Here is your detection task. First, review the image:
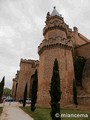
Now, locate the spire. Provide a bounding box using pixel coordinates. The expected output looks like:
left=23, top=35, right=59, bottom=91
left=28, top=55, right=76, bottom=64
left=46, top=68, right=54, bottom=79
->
left=50, top=6, right=62, bottom=17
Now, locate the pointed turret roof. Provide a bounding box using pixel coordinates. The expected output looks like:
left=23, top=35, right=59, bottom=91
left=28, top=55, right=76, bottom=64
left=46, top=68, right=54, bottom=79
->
left=50, top=6, right=62, bottom=17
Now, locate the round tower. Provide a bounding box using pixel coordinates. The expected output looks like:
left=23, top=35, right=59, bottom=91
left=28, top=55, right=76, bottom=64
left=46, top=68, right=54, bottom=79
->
left=37, top=7, right=74, bottom=107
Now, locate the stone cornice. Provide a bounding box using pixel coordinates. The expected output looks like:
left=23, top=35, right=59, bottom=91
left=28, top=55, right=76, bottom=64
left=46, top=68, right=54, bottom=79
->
left=38, top=37, right=73, bottom=55
left=46, top=15, right=63, bottom=21
left=20, top=59, right=39, bottom=64
left=20, top=59, right=39, bottom=68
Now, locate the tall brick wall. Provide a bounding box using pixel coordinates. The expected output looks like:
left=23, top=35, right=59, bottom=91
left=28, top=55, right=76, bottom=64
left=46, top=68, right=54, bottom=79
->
left=37, top=46, right=74, bottom=107
left=75, top=43, right=90, bottom=58
left=12, top=79, right=17, bottom=99
left=12, top=70, right=19, bottom=99
left=82, top=58, right=90, bottom=93
left=16, top=59, right=38, bottom=100
left=73, top=27, right=89, bottom=46
left=45, top=29, right=67, bottom=40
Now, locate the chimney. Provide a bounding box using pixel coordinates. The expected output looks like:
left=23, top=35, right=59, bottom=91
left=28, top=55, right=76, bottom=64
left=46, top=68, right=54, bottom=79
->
left=73, top=26, right=78, bottom=33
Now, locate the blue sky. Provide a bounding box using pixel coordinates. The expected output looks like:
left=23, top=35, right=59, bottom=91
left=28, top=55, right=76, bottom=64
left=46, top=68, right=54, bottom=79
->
left=0, top=0, right=90, bottom=88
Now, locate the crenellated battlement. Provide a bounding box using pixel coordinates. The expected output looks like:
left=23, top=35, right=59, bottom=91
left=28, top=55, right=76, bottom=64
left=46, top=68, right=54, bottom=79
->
left=38, top=37, right=73, bottom=54
left=20, top=58, right=39, bottom=69
left=20, top=58, right=39, bottom=64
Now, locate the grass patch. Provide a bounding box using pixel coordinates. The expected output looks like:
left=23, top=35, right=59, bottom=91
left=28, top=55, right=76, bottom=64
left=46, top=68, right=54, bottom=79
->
left=0, top=107, right=3, bottom=116
left=21, top=107, right=90, bottom=120
left=21, top=107, right=51, bottom=120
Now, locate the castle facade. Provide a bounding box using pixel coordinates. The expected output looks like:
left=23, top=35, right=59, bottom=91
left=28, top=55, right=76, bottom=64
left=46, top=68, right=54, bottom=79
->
left=12, top=7, right=90, bottom=107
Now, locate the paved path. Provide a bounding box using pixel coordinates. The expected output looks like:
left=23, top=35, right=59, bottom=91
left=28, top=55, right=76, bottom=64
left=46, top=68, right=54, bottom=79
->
left=0, top=102, right=33, bottom=120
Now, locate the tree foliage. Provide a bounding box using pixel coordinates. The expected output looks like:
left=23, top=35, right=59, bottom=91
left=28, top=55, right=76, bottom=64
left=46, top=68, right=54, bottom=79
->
left=74, top=56, right=86, bottom=86
left=49, top=59, right=61, bottom=120
left=31, top=70, right=38, bottom=112
left=0, top=76, right=5, bottom=100
left=3, top=87, right=12, bottom=97
left=23, top=83, right=27, bottom=107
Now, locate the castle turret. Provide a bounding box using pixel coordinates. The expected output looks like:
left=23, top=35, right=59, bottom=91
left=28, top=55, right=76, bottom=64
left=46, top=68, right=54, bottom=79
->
left=37, top=7, right=75, bottom=107
left=43, top=7, right=67, bottom=39
left=38, top=7, right=73, bottom=55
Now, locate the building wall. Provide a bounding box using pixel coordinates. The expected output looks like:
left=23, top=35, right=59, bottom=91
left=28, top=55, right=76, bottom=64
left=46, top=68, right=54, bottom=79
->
left=16, top=59, right=38, bottom=100
left=37, top=46, right=74, bottom=107
left=82, top=58, right=90, bottom=93
left=45, top=29, right=67, bottom=40
left=75, top=43, right=90, bottom=58
left=73, top=27, right=89, bottom=46
left=12, top=80, right=17, bottom=99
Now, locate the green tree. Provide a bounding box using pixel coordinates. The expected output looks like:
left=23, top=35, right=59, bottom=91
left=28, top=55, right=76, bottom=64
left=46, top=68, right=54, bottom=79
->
left=49, top=59, right=62, bottom=120
left=73, top=79, right=78, bottom=107
left=3, top=87, right=12, bottom=97
left=74, top=56, right=86, bottom=86
left=31, top=70, right=38, bottom=112
left=23, top=83, right=27, bottom=107
left=0, top=76, right=5, bottom=100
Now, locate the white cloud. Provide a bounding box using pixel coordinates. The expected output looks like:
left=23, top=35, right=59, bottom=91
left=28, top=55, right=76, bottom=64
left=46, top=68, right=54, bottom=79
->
left=0, top=24, right=16, bottom=38
left=0, top=0, right=90, bottom=88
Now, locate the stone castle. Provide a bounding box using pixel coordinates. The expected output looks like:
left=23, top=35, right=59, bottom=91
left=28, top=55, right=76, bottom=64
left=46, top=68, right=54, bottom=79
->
left=12, top=7, right=90, bottom=107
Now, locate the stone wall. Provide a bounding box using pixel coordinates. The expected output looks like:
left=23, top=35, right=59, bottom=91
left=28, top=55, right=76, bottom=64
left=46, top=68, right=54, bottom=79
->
left=12, top=70, right=19, bottom=99
left=73, top=27, right=89, bottom=46
left=75, top=42, right=90, bottom=58
left=37, top=46, right=74, bottom=107
left=12, top=79, right=17, bottom=99
left=16, top=59, right=39, bottom=100
left=78, top=96, right=90, bottom=105
left=82, top=58, right=90, bottom=93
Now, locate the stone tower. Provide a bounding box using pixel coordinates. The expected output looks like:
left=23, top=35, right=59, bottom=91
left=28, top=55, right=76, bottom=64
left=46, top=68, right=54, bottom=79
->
left=16, top=59, right=39, bottom=100
left=37, top=7, right=75, bottom=107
